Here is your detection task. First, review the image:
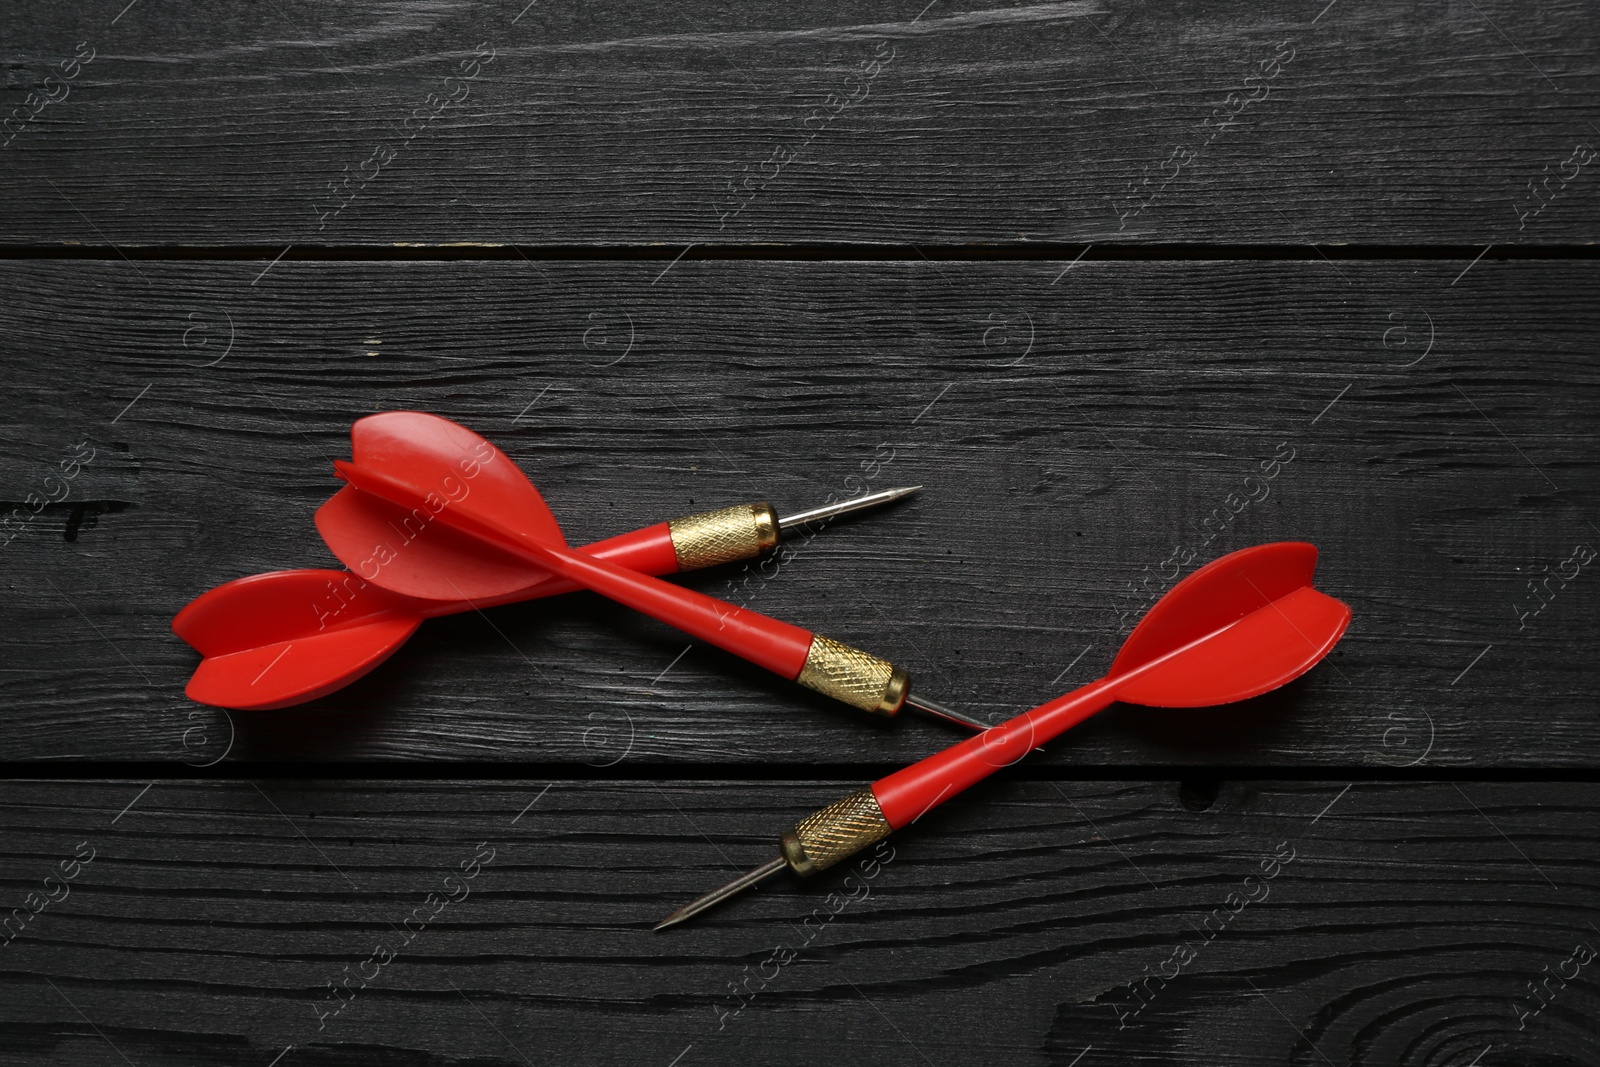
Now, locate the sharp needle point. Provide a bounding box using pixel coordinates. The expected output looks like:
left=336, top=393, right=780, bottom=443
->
left=904, top=695, right=992, bottom=732
left=656, top=856, right=789, bottom=929
left=777, top=486, right=923, bottom=531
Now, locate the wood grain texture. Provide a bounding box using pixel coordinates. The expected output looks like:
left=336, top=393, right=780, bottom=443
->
left=0, top=258, right=1596, bottom=766
left=4, top=4, right=1593, bottom=1064
left=2, top=0, right=1598, bottom=246
left=0, top=779, right=1595, bottom=1066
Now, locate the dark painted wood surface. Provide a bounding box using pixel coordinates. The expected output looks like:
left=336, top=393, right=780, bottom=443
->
left=4, top=1, right=1598, bottom=1064
left=1, top=779, right=1595, bottom=1066
left=2, top=259, right=1596, bottom=767
left=3, top=0, right=1598, bottom=246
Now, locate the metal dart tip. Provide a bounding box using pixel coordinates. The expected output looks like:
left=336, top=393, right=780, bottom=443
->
left=777, top=485, right=923, bottom=531
left=904, top=694, right=993, bottom=732
left=655, top=856, right=789, bottom=930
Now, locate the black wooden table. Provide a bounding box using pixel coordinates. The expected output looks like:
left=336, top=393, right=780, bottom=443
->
left=3, top=3, right=1598, bottom=1064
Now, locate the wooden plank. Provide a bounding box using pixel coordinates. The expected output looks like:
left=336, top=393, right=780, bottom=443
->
left=3, top=0, right=1598, bottom=246
left=0, top=778, right=1595, bottom=1065
left=1, top=258, right=1596, bottom=766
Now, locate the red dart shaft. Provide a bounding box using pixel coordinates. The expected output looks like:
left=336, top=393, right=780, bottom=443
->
left=872, top=673, right=1124, bottom=828
left=508, top=535, right=816, bottom=679
left=405, top=523, right=681, bottom=616
left=331, top=459, right=943, bottom=720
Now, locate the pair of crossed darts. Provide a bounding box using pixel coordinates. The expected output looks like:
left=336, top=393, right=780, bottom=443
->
left=173, top=412, right=1351, bottom=926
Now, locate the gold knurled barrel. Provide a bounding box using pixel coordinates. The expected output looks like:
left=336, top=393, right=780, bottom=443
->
left=667, top=502, right=780, bottom=571
left=794, top=634, right=909, bottom=716
left=780, top=789, right=892, bottom=877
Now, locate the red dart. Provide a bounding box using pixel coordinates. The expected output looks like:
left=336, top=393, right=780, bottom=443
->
left=314, top=412, right=989, bottom=731
left=172, top=485, right=917, bottom=710
left=656, top=541, right=1352, bottom=927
